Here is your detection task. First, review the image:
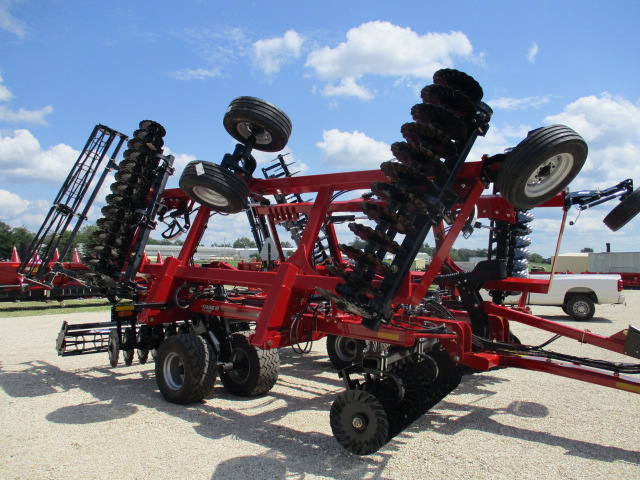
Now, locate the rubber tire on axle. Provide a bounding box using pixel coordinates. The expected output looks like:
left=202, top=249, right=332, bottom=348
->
left=220, top=333, right=279, bottom=397
left=155, top=333, right=217, bottom=404
left=326, top=335, right=366, bottom=370
left=223, top=96, right=292, bottom=152
left=495, top=125, right=588, bottom=209
left=565, top=294, right=595, bottom=321
left=603, top=187, right=640, bottom=231
left=179, top=161, right=249, bottom=213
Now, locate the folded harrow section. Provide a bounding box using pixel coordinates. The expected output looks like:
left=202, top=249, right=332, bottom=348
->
left=18, top=125, right=127, bottom=285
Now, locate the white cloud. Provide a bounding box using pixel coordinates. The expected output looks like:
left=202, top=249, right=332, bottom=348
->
left=489, top=95, right=551, bottom=110
left=0, top=75, right=54, bottom=124
left=471, top=123, right=534, bottom=161
left=322, top=77, right=375, bottom=100
left=168, top=68, right=221, bottom=81
left=159, top=147, right=198, bottom=190
left=0, top=188, right=28, bottom=216
left=181, top=25, right=251, bottom=63
left=467, top=93, right=640, bottom=256
left=168, top=151, right=198, bottom=176
left=0, top=189, right=51, bottom=232
left=305, top=21, right=474, bottom=99
left=317, top=129, right=391, bottom=170
left=253, top=29, right=304, bottom=75
left=169, top=26, right=251, bottom=80
left=0, top=0, right=26, bottom=37
left=545, top=93, right=640, bottom=146
left=527, top=42, right=539, bottom=64
left=0, top=74, right=14, bottom=101
left=0, top=104, right=53, bottom=124
left=543, top=93, right=640, bottom=189
left=199, top=213, right=252, bottom=247
left=0, top=129, right=77, bottom=183
left=477, top=93, right=640, bottom=192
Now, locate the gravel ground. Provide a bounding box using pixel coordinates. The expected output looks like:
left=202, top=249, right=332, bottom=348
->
left=1, top=292, right=639, bottom=480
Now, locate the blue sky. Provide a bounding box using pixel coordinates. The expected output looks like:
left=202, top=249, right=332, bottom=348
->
left=1, top=0, right=639, bottom=258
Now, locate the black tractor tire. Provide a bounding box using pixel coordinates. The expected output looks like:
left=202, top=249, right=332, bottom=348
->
left=179, top=161, right=249, bottom=213
left=223, top=96, right=292, bottom=152
left=564, top=294, right=595, bottom=321
left=220, top=333, right=279, bottom=397
left=495, top=125, right=588, bottom=209
left=155, top=333, right=217, bottom=404
left=603, top=187, right=640, bottom=231
left=326, top=335, right=366, bottom=370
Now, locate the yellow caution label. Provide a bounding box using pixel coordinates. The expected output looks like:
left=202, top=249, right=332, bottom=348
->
left=378, top=332, right=400, bottom=341
left=114, top=304, right=135, bottom=311
left=616, top=381, right=640, bottom=393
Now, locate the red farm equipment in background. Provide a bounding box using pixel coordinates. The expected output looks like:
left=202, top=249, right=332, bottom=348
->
left=20, top=69, right=640, bottom=455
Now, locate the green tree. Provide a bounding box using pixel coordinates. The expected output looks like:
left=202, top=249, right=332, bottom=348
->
left=280, top=240, right=293, bottom=248
left=420, top=243, right=434, bottom=256
left=147, top=237, right=174, bottom=245
left=581, top=247, right=594, bottom=253
left=11, top=226, right=35, bottom=260
left=233, top=237, right=257, bottom=248
left=530, top=253, right=546, bottom=264
left=455, top=248, right=487, bottom=261
left=74, top=224, right=99, bottom=245
left=0, top=222, right=13, bottom=260
left=51, top=225, right=98, bottom=261
left=349, top=237, right=367, bottom=249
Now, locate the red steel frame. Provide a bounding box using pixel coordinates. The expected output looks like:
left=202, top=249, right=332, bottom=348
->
left=131, top=159, right=640, bottom=395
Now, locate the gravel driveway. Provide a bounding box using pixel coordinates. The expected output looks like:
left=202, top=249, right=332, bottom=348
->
left=1, top=292, right=639, bottom=479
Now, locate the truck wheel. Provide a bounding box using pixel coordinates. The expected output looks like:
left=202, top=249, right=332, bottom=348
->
left=495, top=125, right=587, bottom=209
left=220, top=333, right=279, bottom=397
left=603, top=187, right=640, bottom=231
left=179, top=161, right=248, bottom=213
left=565, top=295, right=595, bottom=321
left=326, top=335, right=366, bottom=370
left=155, top=333, right=217, bottom=404
left=223, top=96, right=292, bottom=152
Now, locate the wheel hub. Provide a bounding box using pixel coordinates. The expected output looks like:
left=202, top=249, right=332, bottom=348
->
left=336, top=337, right=359, bottom=361
left=351, top=414, right=367, bottom=431
left=573, top=302, right=588, bottom=315
left=525, top=153, right=574, bottom=197
left=236, top=122, right=273, bottom=146
left=228, top=349, right=250, bottom=384
left=163, top=351, right=185, bottom=390
left=192, top=186, right=230, bottom=207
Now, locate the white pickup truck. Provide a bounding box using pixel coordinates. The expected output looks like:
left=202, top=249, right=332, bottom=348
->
left=498, top=273, right=626, bottom=321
